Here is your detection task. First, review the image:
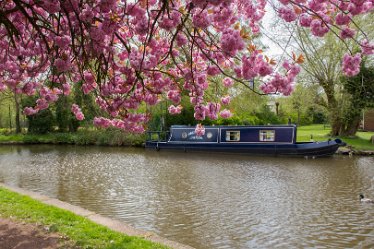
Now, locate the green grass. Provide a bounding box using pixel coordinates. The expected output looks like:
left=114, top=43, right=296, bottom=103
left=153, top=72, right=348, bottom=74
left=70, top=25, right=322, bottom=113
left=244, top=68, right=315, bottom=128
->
left=297, top=124, right=374, bottom=151
left=0, top=129, right=145, bottom=147
left=0, top=187, right=167, bottom=249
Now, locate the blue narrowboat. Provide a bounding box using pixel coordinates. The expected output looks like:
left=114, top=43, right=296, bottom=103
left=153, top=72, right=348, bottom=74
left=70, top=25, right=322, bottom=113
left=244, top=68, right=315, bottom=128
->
left=145, top=125, right=346, bottom=157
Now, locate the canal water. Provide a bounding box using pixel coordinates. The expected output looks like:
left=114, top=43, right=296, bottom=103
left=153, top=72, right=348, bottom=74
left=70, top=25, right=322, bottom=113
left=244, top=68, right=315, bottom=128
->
left=0, top=145, right=373, bottom=248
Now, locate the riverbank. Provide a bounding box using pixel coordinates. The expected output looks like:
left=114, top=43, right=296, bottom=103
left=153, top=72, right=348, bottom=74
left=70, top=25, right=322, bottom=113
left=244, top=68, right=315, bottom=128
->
left=0, top=128, right=145, bottom=147
left=0, top=125, right=373, bottom=155
left=297, top=125, right=374, bottom=155
left=0, top=184, right=192, bottom=249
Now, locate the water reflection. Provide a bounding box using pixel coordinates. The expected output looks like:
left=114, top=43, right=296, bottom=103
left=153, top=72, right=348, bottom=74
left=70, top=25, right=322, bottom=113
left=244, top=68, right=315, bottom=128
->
left=0, top=145, right=373, bottom=248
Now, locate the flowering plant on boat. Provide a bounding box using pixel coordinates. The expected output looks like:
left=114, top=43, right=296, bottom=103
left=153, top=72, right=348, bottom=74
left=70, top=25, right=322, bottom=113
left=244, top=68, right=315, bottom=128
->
left=195, top=124, right=205, bottom=137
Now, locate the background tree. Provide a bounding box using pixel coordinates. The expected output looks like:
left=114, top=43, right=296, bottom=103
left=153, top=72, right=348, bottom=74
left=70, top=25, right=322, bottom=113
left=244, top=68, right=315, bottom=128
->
left=339, top=63, right=374, bottom=135
left=264, top=10, right=374, bottom=135
left=21, top=96, right=54, bottom=134
left=0, top=90, right=24, bottom=132
left=278, top=84, right=327, bottom=125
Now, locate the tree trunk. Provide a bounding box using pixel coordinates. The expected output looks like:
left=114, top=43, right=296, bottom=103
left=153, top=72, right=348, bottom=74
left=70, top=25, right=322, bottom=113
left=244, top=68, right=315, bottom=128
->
left=14, top=93, right=21, bottom=134
left=340, top=115, right=361, bottom=136
left=323, top=82, right=342, bottom=136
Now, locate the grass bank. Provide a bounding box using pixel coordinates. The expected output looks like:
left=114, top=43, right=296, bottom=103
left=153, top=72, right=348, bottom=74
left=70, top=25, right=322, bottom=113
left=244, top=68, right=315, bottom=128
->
left=0, top=186, right=167, bottom=249
left=0, top=128, right=145, bottom=147
left=297, top=124, right=374, bottom=151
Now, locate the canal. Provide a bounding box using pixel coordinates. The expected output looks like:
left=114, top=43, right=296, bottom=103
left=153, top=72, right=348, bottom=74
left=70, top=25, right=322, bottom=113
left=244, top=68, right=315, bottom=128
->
left=0, top=145, right=373, bottom=248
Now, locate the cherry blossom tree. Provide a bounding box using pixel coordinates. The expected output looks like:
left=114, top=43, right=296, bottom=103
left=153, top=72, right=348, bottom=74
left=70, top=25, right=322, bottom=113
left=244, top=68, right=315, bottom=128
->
left=0, top=0, right=373, bottom=134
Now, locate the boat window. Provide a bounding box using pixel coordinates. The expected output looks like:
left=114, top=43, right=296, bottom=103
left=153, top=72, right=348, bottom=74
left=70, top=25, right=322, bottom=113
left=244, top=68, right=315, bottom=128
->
left=226, top=131, right=240, bottom=141
left=259, top=130, right=275, bottom=142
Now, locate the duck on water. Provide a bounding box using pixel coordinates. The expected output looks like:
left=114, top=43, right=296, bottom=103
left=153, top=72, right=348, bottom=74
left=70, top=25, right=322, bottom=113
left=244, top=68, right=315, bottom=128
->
left=360, top=194, right=374, bottom=203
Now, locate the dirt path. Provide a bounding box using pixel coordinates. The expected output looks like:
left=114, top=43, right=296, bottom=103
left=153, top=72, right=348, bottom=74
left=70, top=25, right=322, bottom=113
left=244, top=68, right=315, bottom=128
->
left=0, top=218, right=74, bottom=249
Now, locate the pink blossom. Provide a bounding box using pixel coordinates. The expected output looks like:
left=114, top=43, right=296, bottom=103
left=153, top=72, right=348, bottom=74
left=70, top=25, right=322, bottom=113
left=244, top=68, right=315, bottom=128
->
left=194, top=105, right=206, bottom=120
left=340, top=27, right=356, bottom=39
left=62, top=84, right=71, bottom=95
left=99, top=0, right=116, bottom=13
left=23, top=107, right=38, bottom=116
left=221, top=96, right=231, bottom=105
left=130, top=125, right=146, bottom=134
left=168, top=105, right=183, bottom=115
left=348, top=3, right=364, bottom=15
left=135, top=18, right=148, bottom=35
left=101, top=19, right=119, bottom=35
left=54, top=58, right=71, bottom=73
left=206, top=102, right=221, bottom=120
left=234, top=67, right=242, bottom=78
left=39, top=0, right=60, bottom=14
left=22, top=82, right=36, bottom=96
left=193, top=10, right=211, bottom=29
left=223, top=77, right=234, bottom=87
left=308, top=1, right=324, bottom=11
left=79, top=6, right=94, bottom=22
left=54, top=35, right=70, bottom=49
left=278, top=7, right=297, bottom=22
left=299, top=14, right=312, bottom=27
left=93, top=117, right=112, bottom=128
left=335, top=13, right=351, bottom=26
left=36, top=98, right=49, bottom=110
left=144, top=94, right=159, bottom=105
left=352, top=0, right=366, bottom=6
left=71, top=104, right=85, bottom=121
left=362, top=1, right=373, bottom=12
left=220, top=109, right=233, bottom=119
left=44, top=93, right=59, bottom=102
left=286, top=63, right=301, bottom=81
left=75, top=112, right=85, bottom=121
left=360, top=39, right=374, bottom=55
left=207, top=66, right=220, bottom=76
left=221, top=29, right=245, bottom=56
left=127, top=113, right=148, bottom=123
left=167, top=90, right=181, bottom=104
left=257, top=61, right=273, bottom=77
left=282, top=84, right=294, bottom=96
left=0, top=83, right=6, bottom=91
left=282, top=60, right=292, bottom=70
left=195, top=124, right=205, bottom=137
left=176, top=34, right=188, bottom=46
left=82, top=83, right=96, bottom=94
left=278, top=0, right=290, bottom=5
left=190, top=96, right=203, bottom=105
left=310, top=19, right=329, bottom=37
left=342, top=53, right=361, bottom=77
left=260, top=84, right=276, bottom=94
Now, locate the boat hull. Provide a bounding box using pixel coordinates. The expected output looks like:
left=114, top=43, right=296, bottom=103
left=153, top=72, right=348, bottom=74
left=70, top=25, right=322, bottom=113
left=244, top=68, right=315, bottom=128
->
left=145, top=140, right=342, bottom=157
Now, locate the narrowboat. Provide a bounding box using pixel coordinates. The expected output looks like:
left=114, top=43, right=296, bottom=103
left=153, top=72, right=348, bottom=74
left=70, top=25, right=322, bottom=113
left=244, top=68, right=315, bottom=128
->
left=145, top=125, right=346, bottom=157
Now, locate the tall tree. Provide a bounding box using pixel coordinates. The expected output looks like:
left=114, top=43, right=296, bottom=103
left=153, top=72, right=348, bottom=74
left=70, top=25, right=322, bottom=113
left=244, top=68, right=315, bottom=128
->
left=0, top=0, right=373, bottom=133
left=269, top=13, right=374, bottom=136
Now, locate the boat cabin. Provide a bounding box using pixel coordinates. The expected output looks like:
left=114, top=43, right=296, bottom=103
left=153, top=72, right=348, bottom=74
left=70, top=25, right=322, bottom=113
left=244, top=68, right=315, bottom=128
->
left=167, top=125, right=297, bottom=144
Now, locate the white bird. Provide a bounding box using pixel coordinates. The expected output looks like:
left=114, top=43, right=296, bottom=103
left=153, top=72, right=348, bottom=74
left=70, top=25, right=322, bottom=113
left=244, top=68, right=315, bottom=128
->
left=360, top=194, right=374, bottom=203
